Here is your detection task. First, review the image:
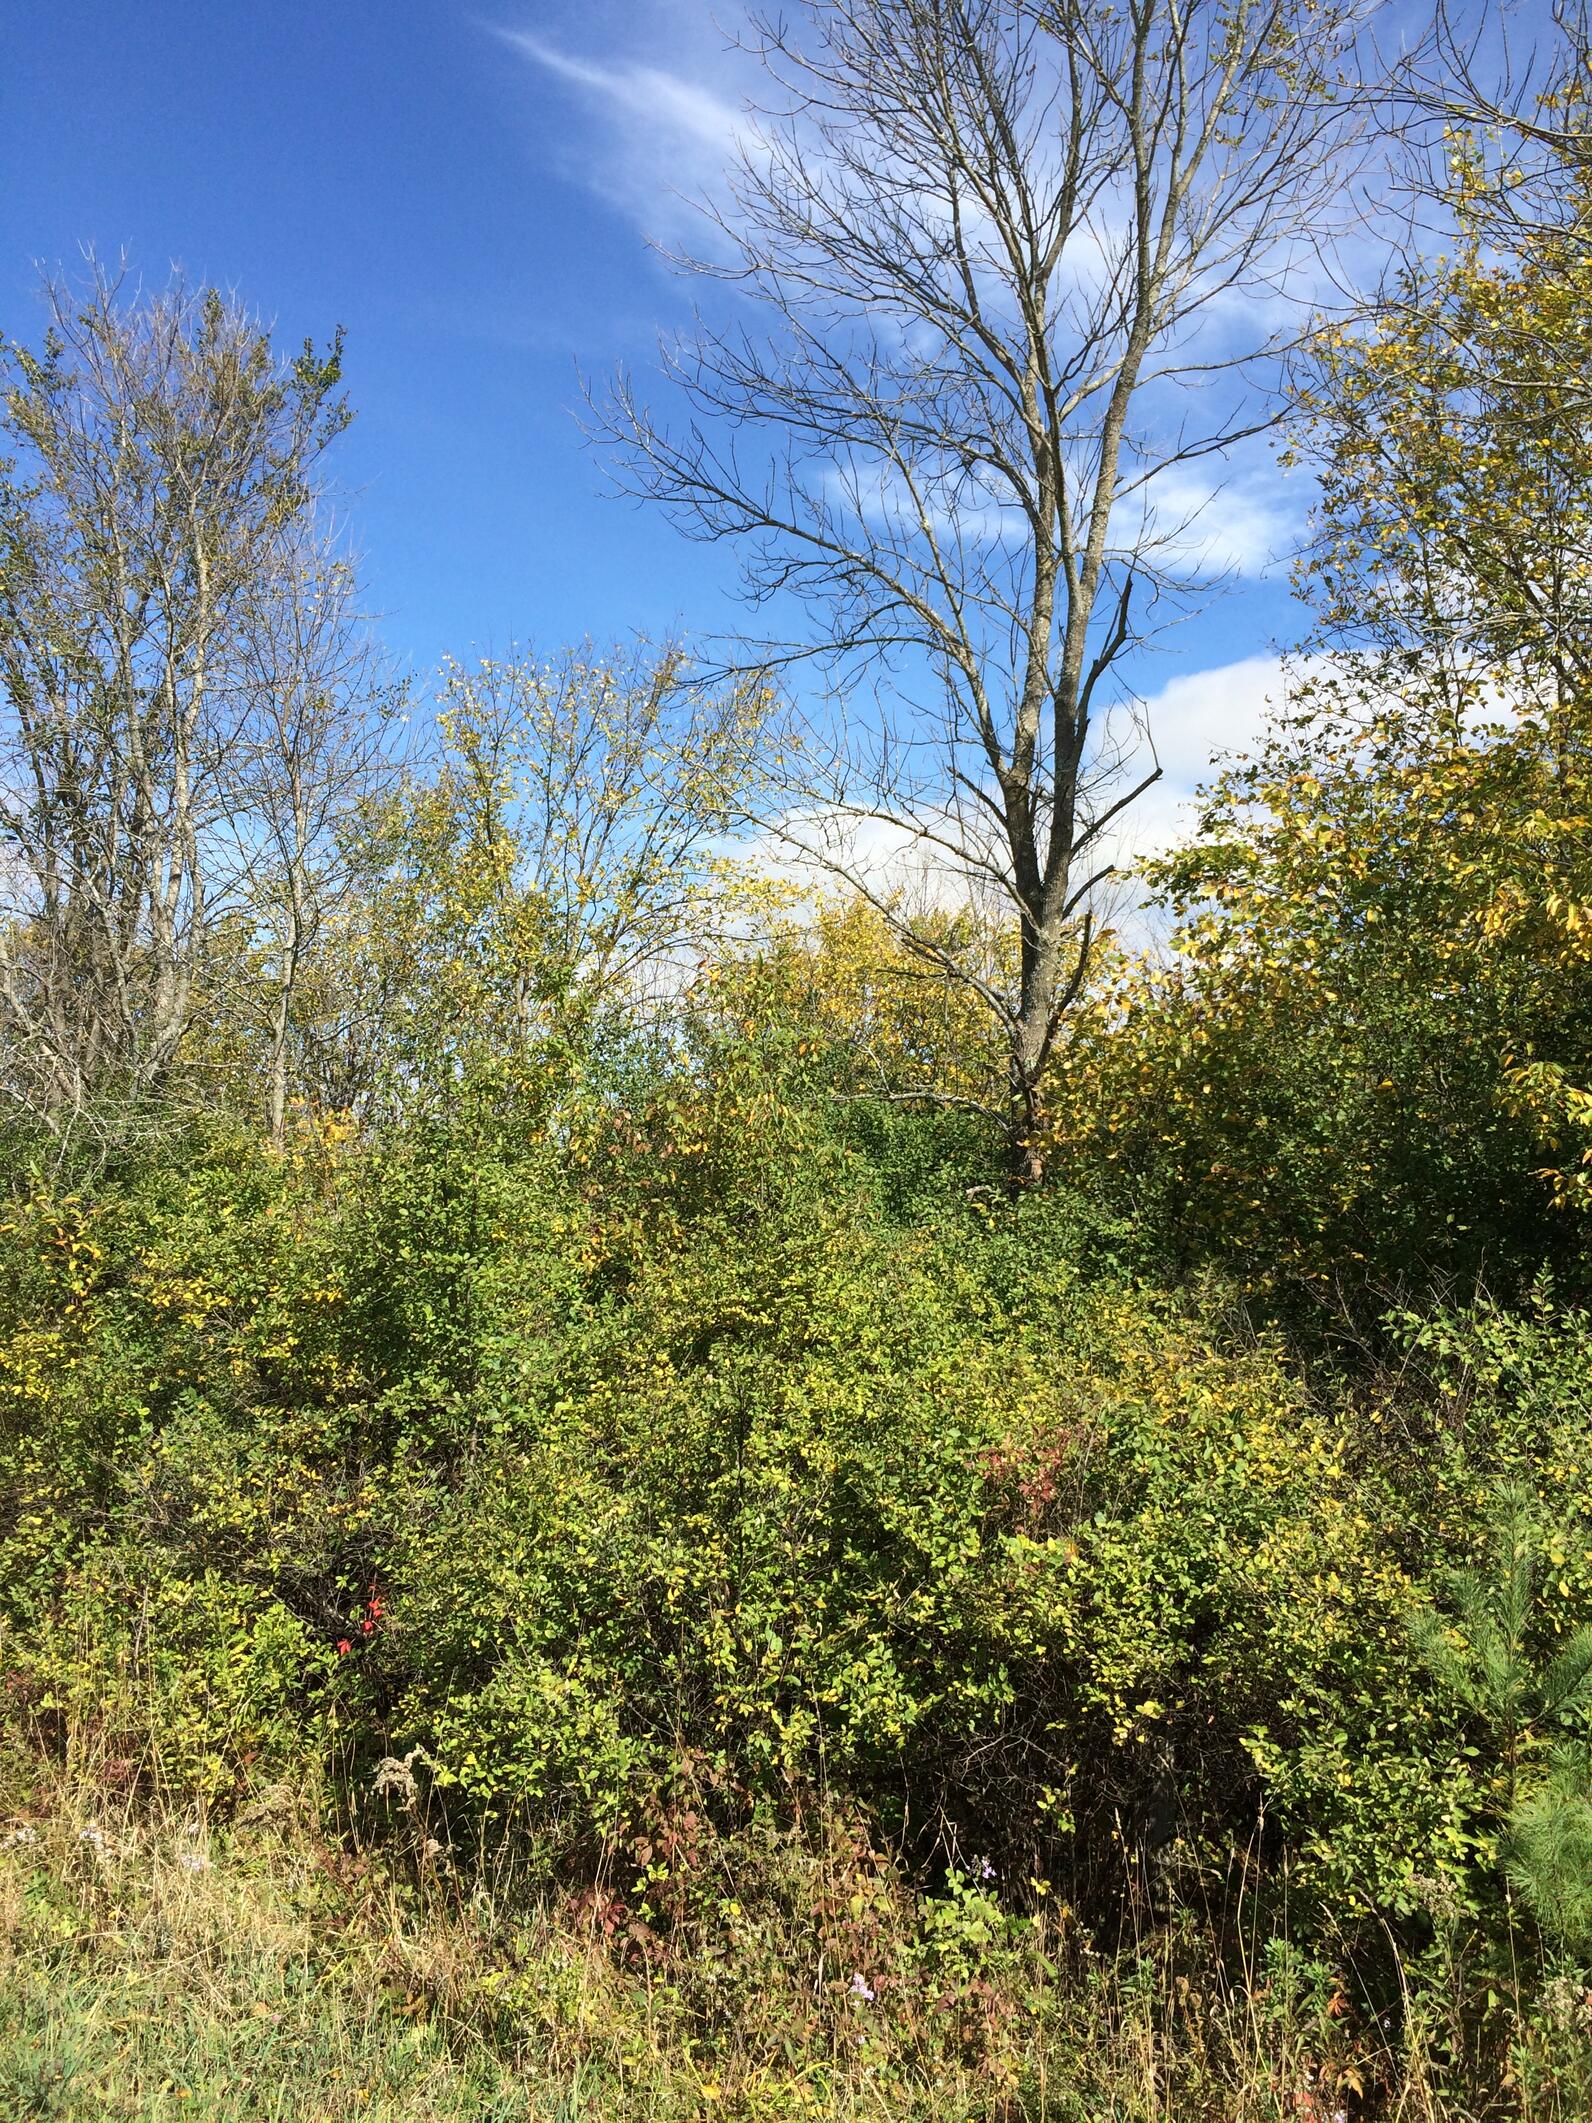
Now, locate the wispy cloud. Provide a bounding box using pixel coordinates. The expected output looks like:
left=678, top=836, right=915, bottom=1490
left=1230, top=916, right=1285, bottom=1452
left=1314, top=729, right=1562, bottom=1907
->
left=492, top=17, right=753, bottom=241
left=500, top=34, right=745, bottom=161
left=1104, top=433, right=1311, bottom=582
left=493, top=9, right=1322, bottom=592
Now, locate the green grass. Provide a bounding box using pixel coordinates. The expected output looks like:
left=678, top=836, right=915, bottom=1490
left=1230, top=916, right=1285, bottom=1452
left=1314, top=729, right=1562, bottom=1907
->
left=0, top=1766, right=1044, bottom=2121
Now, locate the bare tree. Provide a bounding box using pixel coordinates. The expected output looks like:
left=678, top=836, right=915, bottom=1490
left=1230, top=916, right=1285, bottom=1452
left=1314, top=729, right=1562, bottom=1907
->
left=229, top=528, right=400, bottom=1147
left=604, top=0, right=1376, bottom=1178
left=0, top=266, right=348, bottom=1148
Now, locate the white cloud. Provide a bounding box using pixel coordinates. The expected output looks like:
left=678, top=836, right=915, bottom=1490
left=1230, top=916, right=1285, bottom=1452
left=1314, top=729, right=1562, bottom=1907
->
left=500, top=34, right=745, bottom=162
left=830, top=448, right=1306, bottom=585
left=1098, top=653, right=1294, bottom=868
left=496, top=8, right=1321, bottom=585
left=733, top=801, right=1003, bottom=923
left=1113, top=458, right=1307, bottom=582
left=724, top=654, right=1302, bottom=940
left=492, top=17, right=754, bottom=241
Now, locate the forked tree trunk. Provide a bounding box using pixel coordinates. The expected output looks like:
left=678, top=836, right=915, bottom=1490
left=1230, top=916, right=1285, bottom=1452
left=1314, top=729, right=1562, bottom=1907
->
left=605, top=0, right=1372, bottom=1154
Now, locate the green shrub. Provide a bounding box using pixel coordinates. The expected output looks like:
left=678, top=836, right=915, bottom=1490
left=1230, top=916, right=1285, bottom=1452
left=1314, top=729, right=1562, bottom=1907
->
left=8, top=1105, right=1592, bottom=2107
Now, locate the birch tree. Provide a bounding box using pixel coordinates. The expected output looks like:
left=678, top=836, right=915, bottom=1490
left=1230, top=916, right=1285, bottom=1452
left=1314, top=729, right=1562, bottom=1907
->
left=605, top=0, right=1376, bottom=1178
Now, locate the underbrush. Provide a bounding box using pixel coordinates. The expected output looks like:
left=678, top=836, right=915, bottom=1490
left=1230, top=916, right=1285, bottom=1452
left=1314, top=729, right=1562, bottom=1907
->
left=5, top=1118, right=1592, bottom=2114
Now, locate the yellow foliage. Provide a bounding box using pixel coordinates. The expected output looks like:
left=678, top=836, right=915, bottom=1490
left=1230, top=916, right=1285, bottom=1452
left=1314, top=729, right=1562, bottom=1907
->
left=706, top=894, right=1012, bottom=1113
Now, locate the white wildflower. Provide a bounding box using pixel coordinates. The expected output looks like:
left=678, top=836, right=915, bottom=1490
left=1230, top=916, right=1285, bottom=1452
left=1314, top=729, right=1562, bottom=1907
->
left=372, top=1748, right=423, bottom=1804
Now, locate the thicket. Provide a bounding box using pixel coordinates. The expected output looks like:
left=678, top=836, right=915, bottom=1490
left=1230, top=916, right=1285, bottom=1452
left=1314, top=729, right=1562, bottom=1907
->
left=8, top=26, right=1592, bottom=2123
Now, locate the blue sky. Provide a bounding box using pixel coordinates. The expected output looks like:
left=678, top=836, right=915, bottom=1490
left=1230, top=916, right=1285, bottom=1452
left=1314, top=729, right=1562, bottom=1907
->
left=3, top=0, right=1317, bottom=836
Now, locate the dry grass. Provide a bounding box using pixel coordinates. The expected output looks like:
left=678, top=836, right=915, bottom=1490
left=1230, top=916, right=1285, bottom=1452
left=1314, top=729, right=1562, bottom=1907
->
left=0, top=1744, right=1544, bottom=2122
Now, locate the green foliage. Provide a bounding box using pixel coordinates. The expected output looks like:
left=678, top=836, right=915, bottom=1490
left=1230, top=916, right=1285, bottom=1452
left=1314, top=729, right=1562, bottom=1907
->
left=12, top=51, right=1592, bottom=2119
left=1044, top=105, right=1592, bottom=1319
left=1510, top=1752, right=1592, bottom=1955
left=1047, top=689, right=1592, bottom=1313
left=1, top=1103, right=1579, bottom=1964
left=1409, top=1486, right=1592, bottom=1757
left=1408, top=1482, right=1592, bottom=1955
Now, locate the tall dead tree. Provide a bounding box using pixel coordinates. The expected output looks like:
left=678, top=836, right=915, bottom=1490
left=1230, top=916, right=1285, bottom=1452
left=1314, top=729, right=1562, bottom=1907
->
left=606, top=0, right=1377, bottom=1178
left=0, top=268, right=348, bottom=1145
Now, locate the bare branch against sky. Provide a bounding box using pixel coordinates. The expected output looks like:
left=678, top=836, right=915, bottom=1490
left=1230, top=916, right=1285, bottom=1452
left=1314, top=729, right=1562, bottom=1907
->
left=596, top=0, right=1387, bottom=1175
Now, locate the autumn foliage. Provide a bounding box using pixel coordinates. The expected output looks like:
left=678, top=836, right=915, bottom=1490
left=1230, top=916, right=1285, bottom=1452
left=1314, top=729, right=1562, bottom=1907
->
left=12, top=59, right=1592, bottom=2123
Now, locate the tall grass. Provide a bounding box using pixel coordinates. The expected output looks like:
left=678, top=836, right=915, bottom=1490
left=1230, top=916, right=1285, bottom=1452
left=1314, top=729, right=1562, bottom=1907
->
left=0, top=1736, right=1502, bottom=2123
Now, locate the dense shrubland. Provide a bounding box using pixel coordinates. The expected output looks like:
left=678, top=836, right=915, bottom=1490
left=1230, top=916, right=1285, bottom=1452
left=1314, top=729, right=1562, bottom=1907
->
left=9, top=1043, right=1592, bottom=2114
left=9, top=12, right=1592, bottom=2120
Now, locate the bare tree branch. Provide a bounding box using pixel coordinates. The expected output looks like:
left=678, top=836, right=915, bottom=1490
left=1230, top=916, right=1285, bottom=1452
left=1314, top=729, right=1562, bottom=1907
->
left=599, top=0, right=1380, bottom=1177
